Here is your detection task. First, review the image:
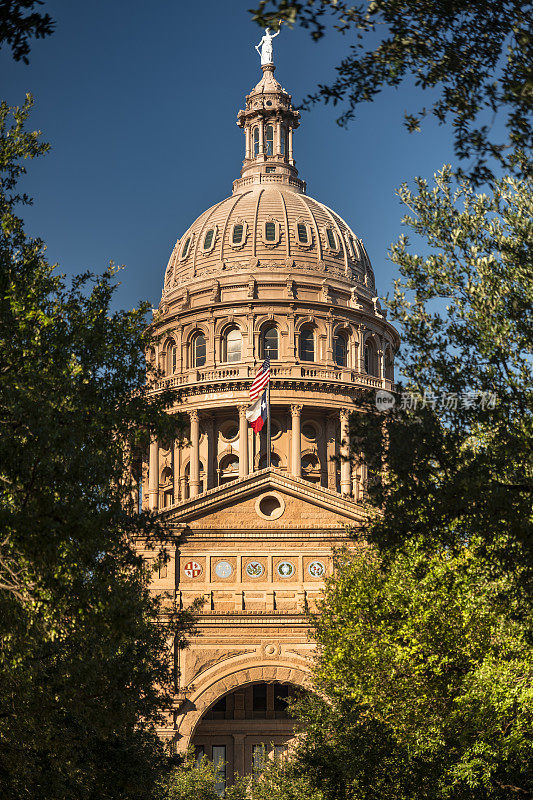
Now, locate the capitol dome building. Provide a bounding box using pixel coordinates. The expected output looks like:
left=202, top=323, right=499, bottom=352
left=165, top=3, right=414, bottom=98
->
left=142, top=42, right=398, bottom=789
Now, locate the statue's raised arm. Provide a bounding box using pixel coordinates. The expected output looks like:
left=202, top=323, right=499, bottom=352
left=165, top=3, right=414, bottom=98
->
left=255, top=27, right=281, bottom=66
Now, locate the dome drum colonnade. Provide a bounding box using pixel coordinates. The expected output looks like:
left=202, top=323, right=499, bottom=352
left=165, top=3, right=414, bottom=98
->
left=144, top=62, right=398, bottom=512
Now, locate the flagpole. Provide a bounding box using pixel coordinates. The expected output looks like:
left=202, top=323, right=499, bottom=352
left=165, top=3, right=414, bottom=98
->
left=266, top=380, right=271, bottom=468
left=266, top=349, right=271, bottom=468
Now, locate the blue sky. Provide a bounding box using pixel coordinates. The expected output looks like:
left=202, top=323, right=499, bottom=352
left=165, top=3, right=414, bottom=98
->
left=2, top=0, right=458, bottom=312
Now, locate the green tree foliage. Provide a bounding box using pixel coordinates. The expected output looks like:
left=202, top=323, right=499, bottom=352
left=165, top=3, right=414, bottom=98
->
left=154, top=753, right=224, bottom=800
left=0, top=0, right=54, bottom=63
left=0, top=97, right=195, bottom=800
left=287, top=166, right=533, bottom=799
left=251, top=0, right=533, bottom=183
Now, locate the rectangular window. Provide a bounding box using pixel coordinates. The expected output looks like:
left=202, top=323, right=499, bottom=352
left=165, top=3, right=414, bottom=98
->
left=212, top=745, right=226, bottom=795
left=232, top=223, right=244, bottom=244
left=326, top=228, right=337, bottom=249
left=265, top=222, right=276, bottom=242
left=297, top=223, right=308, bottom=243
left=252, top=744, right=267, bottom=777
left=265, top=166, right=276, bottom=173
left=274, top=683, right=289, bottom=714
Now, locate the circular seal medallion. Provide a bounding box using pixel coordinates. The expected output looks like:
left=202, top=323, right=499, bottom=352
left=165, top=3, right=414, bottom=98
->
left=246, top=561, right=264, bottom=578
left=215, top=560, right=233, bottom=579
left=308, top=560, right=325, bottom=578
left=184, top=560, right=202, bottom=579
left=277, top=561, right=295, bottom=578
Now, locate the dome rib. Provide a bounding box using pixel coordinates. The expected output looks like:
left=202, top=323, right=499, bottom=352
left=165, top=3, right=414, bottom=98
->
left=252, top=189, right=264, bottom=258
left=278, top=190, right=291, bottom=258
left=316, top=200, right=350, bottom=273
left=219, top=191, right=250, bottom=261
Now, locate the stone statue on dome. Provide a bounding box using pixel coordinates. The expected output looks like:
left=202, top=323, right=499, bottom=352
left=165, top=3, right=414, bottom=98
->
left=255, top=27, right=280, bottom=65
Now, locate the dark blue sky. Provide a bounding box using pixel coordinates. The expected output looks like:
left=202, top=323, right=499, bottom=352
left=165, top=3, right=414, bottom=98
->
left=2, top=0, right=457, bottom=311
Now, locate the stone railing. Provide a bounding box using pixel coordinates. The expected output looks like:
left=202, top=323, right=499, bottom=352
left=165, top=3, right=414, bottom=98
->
left=150, top=364, right=393, bottom=393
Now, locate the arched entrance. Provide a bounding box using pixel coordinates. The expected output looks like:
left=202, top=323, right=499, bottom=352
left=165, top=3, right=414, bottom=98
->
left=192, top=681, right=299, bottom=789
left=176, top=664, right=311, bottom=791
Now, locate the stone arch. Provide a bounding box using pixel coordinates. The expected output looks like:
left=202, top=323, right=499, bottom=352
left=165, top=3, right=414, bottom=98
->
left=214, top=316, right=248, bottom=337
left=176, top=662, right=312, bottom=750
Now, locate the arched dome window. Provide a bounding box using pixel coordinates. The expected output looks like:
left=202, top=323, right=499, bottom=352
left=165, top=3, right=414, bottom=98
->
left=203, top=228, right=216, bottom=252
left=265, top=222, right=276, bottom=242
left=223, top=327, right=242, bottom=363
left=219, top=454, right=239, bottom=485
left=364, top=339, right=378, bottom=376
left=385, top=346, right=394, bottom=380
left=166, top=340, right=177, bottom=375
left=301, top=453, right=321, bottom=484
left=261, top=326, right=278, bottom=359
left=253, top=127, right=260, bottom=157
left=280, top=125, right=286, bottom=155
left=265, top=125, right=274, bottom=156
left=297, top=223, right=308, bottom=244
left=334, top=333, right=348, bottom=367
left=232, top=223, right=244, bottom=245
left=299, top=327, right=315, bottom=362
left=191, top=332, right=206, bottom=368
left=180, top=236, right=191, bottom=260
left=325, top=227, right=339, bottom=250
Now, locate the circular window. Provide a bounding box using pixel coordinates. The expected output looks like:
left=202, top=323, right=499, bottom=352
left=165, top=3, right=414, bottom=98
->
left=302, top=423, right=317, bottom=441
left=214, top=561, right=233, bottom=579
left=277, top=561, right=295, bottom=578
left=246, top=561, right=264, bottom=578
left=220, top=422, right=239, bottom=442
left=308, top=560, right=325, bottom=578
left=255, top=492, right=285, bottom=520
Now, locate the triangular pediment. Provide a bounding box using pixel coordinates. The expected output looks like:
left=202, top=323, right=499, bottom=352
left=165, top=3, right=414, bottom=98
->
left=160, top=468, right=365, bottom=529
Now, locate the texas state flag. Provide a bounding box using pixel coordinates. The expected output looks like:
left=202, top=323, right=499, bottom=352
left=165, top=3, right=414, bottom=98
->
left=245, top=389, right=268, bottom=433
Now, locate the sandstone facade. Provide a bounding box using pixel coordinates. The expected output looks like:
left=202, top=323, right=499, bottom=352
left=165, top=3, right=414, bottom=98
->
left=143, top=58, right=398, bottom=788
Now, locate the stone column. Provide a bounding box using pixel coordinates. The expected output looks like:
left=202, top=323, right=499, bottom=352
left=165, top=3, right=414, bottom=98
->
left=189, top=410, right=200, bottom=498
left=326, top=414, right=337, bottom=491
left=340, top=409, right=351, bottom=496
left=204, top=414, right=215, bottom=489
left=291, top=404, right=302, bottom=477
left=148, top=436, right=159, bottom=510
left=238, top=405, right=249, bottom=478
left=259, top=119, right=265, bottom=155
left=173, top=438, right=180, bottom=503
left=288, top=127, right=294, bottom=161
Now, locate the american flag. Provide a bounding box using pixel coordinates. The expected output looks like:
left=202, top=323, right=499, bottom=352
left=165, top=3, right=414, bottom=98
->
left=249, top=358, right=270, bottom=402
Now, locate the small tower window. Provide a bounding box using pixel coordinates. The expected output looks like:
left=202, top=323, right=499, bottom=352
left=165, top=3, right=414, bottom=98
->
left=334, top=334, right=348, bottom=367
left=223, top=327, right=242, bottom=363
left=265, top=222, right=276, bottom=242
left=265, top=125, right=274, bottom=156
left=203, top=229, right=214, bottom=250
left=262, top=326, right=278, bottom=359
left=326, top=228, right=338, bottom=250
left=297, top=223, right=308, bottom=244
left=191, top=333, right=206, bottom=368
left=232, top=223, right=244, bottom=244
left=180, top=236, right=191, bottom=259
left=299, top=327, right=315, bottom=362
left=280, top=126, right=286, bottom=155
left=253, top=127, right=260, bottom=157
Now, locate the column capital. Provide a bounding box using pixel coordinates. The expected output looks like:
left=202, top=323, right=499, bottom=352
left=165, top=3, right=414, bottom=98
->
left=290, top=404, right=303, bottom=417
left=189, top=409, right=199, bottom=422
left=238, top=403, right=248, bottom=417
left=339, top=407, right=351, bottom=423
